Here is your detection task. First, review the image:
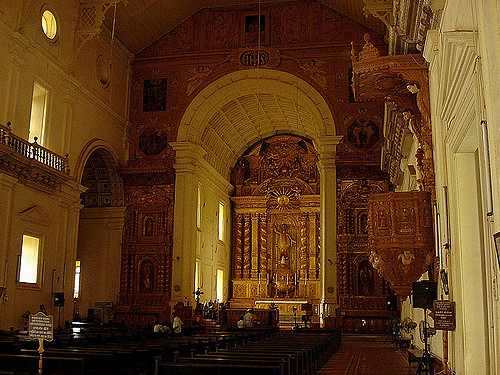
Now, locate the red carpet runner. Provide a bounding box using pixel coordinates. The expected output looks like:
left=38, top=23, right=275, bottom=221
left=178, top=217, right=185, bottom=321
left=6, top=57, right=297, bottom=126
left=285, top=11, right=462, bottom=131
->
left=318, top=342, right=414, bottom=375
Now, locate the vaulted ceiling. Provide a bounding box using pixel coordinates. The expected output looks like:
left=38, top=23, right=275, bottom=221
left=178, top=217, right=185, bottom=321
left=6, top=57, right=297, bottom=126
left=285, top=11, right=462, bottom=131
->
left=104, top=0, right=385, bottom=54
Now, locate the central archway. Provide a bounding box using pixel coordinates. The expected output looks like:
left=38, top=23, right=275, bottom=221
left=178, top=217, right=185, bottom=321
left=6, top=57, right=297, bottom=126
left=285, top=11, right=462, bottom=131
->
left=171, top=69, right=342, bottom=323
left=176, top=68, right=337, bottom=178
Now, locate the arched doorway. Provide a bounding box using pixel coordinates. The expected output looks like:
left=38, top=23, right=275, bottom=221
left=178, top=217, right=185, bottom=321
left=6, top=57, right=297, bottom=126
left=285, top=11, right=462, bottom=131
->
left=75, top=147, right=124, bottom=323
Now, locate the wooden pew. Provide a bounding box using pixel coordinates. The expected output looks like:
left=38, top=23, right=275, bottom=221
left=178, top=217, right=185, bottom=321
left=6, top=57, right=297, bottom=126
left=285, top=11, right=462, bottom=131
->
left=0, top=353, right=83, bottom=375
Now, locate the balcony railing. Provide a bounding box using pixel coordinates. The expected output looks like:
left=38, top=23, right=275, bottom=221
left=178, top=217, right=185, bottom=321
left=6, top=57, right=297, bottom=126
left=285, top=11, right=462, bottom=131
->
left=0, top=122, right=69, bottom=174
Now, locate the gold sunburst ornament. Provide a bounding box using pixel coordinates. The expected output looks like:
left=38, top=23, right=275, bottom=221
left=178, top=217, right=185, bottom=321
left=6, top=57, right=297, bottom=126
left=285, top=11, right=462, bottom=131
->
left=267, top=187, right=299, bottom=210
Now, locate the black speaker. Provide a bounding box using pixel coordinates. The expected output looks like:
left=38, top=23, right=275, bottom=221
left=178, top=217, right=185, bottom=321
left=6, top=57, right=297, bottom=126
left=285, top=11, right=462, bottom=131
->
left=386, top=295, right=397, bottom=311
left=412, top=281, right=437, bottom=309
left=54, top=292, right=65, bottom=307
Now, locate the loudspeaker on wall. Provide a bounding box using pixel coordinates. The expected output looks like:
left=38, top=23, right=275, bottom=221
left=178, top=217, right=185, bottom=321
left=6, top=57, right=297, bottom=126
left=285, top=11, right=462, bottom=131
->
left=386, top=295, right=398, bottom=311
left=412, top=281, right=437, bottom=309
left=53, top=292, right=65, bottom=307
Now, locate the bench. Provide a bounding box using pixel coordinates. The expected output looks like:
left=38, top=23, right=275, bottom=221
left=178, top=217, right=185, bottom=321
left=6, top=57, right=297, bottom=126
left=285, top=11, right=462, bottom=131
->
left=0, top=353, right=83, bottom=375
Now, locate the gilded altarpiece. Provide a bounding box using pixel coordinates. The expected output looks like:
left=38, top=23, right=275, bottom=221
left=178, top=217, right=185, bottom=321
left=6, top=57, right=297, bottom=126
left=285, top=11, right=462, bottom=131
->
left=230, top=136, right=321, bottom=309
left=115, top=173, right=174, bottom=327
left=336, top=166, right=396, bottom=333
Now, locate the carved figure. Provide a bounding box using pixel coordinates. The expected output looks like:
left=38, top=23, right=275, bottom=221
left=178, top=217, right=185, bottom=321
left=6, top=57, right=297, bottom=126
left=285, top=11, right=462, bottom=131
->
left=186, top=66, right=212, bottom=96
left=140, top=260, right=154, bottom=293
left=275, top=223, right=295, bottom=268
left=398, top=250, right=415, bottom=266
left=369, top=251, right=384, bottom=269
left=358, top=260, right=374, bottom=296
left=357, top=34, right=380, bottom=61
left=300, top=59, right=327, bottom=88
left=144, top=217, right=154, bottom=236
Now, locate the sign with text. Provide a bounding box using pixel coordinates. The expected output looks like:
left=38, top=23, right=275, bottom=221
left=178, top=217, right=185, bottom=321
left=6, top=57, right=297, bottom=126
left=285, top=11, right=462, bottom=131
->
left=29, top=312, right=54, bottom=341
left=433, top=300, right=456, bottom=331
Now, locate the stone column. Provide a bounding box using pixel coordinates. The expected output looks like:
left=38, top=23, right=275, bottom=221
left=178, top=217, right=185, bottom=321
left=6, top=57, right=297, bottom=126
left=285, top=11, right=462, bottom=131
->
left=316, top=136, right=342, bottom=317
left=170, top=142, right=206, bottom=305
left=0, top=174, right=16, bottom=329
left=57, top=181, right=87, bottom=325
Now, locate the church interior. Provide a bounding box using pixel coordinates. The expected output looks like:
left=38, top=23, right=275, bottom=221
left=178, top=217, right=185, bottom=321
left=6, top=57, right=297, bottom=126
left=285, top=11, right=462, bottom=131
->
left=0, top=0, right=499, bottom=374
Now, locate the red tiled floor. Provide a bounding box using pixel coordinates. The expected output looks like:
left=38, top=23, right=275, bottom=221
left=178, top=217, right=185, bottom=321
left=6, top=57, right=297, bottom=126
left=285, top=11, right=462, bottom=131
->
left=318, top=341, right=414, bottom=375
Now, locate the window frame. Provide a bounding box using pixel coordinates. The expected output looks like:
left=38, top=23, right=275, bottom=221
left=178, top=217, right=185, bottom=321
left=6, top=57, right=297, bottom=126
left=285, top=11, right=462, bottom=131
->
left=40, top=6, right=59, bottom=42
left=28, top=81, right=50, bottom=146
left=218, top=201, right=225, bottom=242
left=17, top=232, right=44, bottom=289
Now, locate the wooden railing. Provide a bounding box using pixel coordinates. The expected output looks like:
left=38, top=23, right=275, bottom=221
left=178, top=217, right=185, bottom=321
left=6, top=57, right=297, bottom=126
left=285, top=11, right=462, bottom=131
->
left=0, top=122, right=69, bottom=174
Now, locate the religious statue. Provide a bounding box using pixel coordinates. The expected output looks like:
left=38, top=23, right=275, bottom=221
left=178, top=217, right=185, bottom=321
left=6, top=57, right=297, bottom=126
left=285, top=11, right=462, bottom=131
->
left=140, top=260, right=154, bottom=293
left=274, top=223, right=295, bottom=268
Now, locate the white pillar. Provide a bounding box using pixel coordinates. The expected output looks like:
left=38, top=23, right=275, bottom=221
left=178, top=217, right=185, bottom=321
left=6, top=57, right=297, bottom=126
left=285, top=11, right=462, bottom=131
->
left=0, top=174, right=17, bottom=329
left=316, top=136, right=342, bottom=318
left=170, top=142, right=206, bottom=305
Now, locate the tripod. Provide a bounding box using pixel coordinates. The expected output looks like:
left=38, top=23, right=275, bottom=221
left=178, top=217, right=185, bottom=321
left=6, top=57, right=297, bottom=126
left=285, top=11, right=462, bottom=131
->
left=416, top=308, right=434, bottom=375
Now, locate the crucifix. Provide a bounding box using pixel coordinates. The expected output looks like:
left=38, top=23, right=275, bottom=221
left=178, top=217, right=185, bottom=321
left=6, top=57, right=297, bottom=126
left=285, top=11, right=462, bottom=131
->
left=193, top=287, right=204, bottom=304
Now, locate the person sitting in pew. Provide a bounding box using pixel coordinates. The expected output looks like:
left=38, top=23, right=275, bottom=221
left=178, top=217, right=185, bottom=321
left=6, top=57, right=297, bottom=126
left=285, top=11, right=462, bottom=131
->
left=236, top=316, right=245, bottom=329
left=243, top=309, right=255, bottom=328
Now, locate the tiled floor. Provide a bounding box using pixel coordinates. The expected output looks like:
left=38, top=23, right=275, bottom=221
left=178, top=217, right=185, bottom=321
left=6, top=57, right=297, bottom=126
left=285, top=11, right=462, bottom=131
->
left=318, top=341, right=415, bottom=375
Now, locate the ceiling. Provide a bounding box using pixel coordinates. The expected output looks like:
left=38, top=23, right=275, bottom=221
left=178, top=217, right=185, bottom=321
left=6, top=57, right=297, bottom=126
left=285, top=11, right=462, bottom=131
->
left=201, top=92, right=316, bottom=175
left=104, top=0, right=385, bottom=54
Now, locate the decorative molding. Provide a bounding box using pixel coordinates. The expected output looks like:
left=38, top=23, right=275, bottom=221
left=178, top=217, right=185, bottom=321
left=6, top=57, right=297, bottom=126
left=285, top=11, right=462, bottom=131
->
left=19, top=205, right=50, bottom=227
left=362, top=0, right=394, bottom=30
left=74, top=0, right=124, bottom=53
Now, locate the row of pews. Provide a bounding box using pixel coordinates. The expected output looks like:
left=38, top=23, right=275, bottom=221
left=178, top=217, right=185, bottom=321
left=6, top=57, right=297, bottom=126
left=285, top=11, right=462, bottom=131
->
left=0, top=327, right=274, bottom=374
left=0, top=327, right=340, bottom=375
left=156, top=330, right=341, bottom=375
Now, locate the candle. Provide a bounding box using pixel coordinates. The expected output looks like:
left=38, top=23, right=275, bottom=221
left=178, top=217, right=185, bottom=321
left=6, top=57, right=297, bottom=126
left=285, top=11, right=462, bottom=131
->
left=286, top=274, right=289, bottom=284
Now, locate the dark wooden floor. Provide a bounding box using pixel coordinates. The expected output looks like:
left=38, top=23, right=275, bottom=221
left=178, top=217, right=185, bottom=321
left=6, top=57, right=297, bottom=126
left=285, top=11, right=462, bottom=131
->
left=318, top=341, right=414, bottom=375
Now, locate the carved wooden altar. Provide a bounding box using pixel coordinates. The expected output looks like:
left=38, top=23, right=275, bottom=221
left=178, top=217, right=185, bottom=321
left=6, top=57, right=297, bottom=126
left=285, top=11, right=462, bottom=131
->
left=115, top=171, right=174, bottom=327
left=230, top=135, right=321, bottom=306
left=336, top=166, right=396, bottom=333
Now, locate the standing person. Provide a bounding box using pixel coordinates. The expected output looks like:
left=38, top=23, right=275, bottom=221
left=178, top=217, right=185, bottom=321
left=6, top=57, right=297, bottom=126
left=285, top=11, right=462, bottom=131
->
left=172, top=312, right=183, bottom=334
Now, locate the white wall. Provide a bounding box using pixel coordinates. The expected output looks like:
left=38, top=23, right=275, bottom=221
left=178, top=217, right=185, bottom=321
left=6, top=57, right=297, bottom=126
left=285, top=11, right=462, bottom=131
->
left=0, top=1, right=130, bottom=329
left=396, top=0, right=500, bottom=372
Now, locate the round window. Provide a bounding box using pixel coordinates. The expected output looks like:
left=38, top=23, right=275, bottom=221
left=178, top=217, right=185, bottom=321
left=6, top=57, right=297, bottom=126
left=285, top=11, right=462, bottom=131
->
left=41, top=10, right=57, bottom=39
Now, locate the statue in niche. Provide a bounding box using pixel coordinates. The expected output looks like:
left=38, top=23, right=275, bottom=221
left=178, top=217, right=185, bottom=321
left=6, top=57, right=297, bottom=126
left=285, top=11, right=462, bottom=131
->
left=358, top=212, right=368, bottom=234
left=245, top=14, right=265, bottom=44
left=377, top=210, right=388, bottom=228
left=274, top=223, right=295, bottom=269
left=144, top=217, right=154, bottom=236
left=143, top=79, right=167, bottom=112
left=140, top=260, right=154, bottom=293
left=358, top=260, right=374, bottom=296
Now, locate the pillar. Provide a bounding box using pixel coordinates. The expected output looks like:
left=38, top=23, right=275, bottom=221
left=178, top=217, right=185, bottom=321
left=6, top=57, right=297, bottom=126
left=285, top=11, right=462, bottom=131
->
left=316, top=136, right=342, bottom=318
left=170, top=142, right=206, bottom=305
